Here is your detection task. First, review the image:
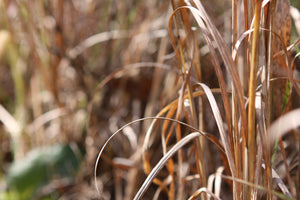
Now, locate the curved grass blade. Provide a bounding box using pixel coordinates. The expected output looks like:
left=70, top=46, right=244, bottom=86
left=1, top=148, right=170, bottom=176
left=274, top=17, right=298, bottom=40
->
left=262, top=163, right=293, bottom=198
left=192, top=0, right=247, bottom=140
left=168, top=6, right=234, bottom=139
left=68, top=29, right=169, bottom=59
left=134, top=132, right=205, bottom=200
left=187, top=187, right=221, bottom=200
left=268, top=108, right=300, bottom=144
left=220, top=174, right=294, bottom=200
left=95, top=117, right=224, bottom=198
left=196, top=83, right=235, bottom=176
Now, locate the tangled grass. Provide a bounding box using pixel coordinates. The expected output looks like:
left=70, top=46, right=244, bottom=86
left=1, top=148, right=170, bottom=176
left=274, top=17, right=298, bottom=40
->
left=0, top=0, right=300, bottom=199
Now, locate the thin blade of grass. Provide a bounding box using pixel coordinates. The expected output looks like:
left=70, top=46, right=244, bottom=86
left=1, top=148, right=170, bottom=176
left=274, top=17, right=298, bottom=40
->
left=187, top=187, right=221, bottom=200
left=68, top=29, right=168, bottom=59
left=262, top=163, right=293, bottom=198
left=220, top=173, right=294, bottom=200
left=169, top=7, right=234, bottom=145
left=134, top=132, right=205, bottom=200
left=192, top=0, right=247, bottom=143
left=94, top=116, right=225, bottom=197
left=215, top=166, right=225, bottom=197
left=256, top=91, right=273, bottom=199
left=247, top=2, right=262, bottom=198
left=196, top=83, right=235, bottom=176
left=185, top=66, right=208, bottom=192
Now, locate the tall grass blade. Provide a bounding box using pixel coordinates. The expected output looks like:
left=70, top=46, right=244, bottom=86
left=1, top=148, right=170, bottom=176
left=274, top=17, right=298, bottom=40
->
left=247, top=2, right=262, bottom=198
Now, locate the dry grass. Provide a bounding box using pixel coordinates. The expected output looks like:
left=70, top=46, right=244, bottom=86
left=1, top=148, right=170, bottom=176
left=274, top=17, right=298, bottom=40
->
left=0, top=0, right=300, bottom=199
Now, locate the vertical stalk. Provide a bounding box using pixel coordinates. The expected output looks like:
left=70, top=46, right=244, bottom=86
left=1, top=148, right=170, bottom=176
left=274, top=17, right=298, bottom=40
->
left=232, top=0, right=238, bottom=151
left=242, top=2, right=250, bottom=199
left=232, top=0, right=241, bottom=199
left=192, top=30, right=208, bottom=200
left=266, top=0, right=276, bottom=136
left=265, top=1, right=277, bottom=199
left=248, top=1, right=262, bottom=199
left=243, top=0, right=249, bottom=47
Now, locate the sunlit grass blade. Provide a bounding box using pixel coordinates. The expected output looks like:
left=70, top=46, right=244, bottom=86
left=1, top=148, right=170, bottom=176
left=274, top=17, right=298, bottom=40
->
left=247, top=1, right=262, bottom=198
left=134, top=132, right=205, bottom=200
left=196, top=83, right=235, bottom=176
left=187, top=187, right=221, bottom=200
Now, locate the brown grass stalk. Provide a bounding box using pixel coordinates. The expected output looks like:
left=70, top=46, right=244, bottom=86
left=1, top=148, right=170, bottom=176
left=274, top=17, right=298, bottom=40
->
left=247, top=1, right=262, bottom=199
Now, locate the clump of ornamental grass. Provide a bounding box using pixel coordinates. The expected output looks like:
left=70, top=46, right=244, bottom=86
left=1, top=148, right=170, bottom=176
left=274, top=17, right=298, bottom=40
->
left=93, top=0, right=300, bottom=200
left=1, top=0, right=299, bottom=199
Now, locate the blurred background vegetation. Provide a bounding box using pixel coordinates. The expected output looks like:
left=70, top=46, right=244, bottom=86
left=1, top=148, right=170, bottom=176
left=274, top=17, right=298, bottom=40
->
left=0, top=0, right=299, bottom=199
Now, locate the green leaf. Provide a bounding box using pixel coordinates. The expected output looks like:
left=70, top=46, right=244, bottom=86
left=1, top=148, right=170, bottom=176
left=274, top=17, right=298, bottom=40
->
left=6, top=143, right=82, bottom=200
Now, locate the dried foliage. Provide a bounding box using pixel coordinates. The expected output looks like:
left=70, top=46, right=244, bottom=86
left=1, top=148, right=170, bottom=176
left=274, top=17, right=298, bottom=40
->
left=0, top=0, right=300, bottom=200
